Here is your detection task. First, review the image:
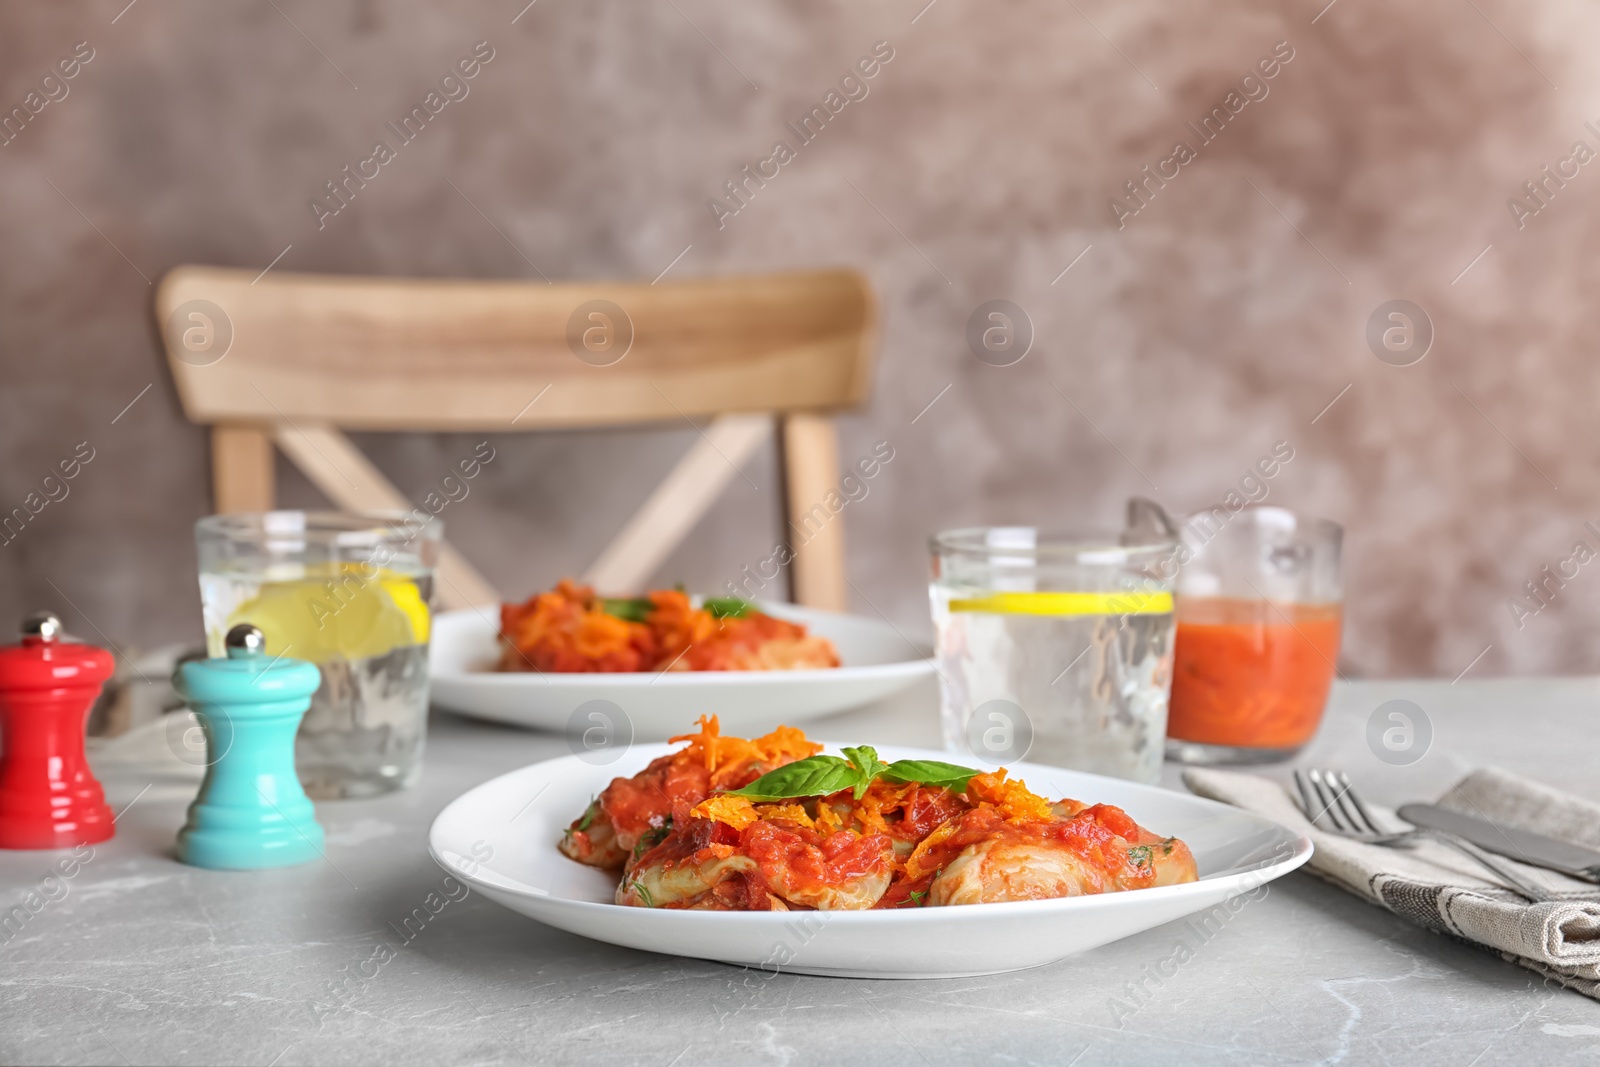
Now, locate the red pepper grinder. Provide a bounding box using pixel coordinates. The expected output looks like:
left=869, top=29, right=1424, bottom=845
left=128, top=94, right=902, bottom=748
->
left=0, top=611, right=116, bottom=849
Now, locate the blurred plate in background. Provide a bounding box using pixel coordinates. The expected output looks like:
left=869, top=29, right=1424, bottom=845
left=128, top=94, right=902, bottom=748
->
left=428, top=602, right=936, bottom=739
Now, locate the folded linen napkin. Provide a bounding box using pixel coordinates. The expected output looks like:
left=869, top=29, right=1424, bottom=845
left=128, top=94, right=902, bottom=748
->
left=1184, top=766, right=1600, bottom=1000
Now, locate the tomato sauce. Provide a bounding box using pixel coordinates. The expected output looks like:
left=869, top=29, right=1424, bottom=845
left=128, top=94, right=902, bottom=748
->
left=894, top=786, right=969, bottom=842
left=636, top=809, right=735, bottom=867
left=881, top=803, right=1156, bottom=905
left=1168, top=597, right=1341, bottom=749
left=741, top=821, right=892, bottom=893
left=599, top=754, right=711, bottom=845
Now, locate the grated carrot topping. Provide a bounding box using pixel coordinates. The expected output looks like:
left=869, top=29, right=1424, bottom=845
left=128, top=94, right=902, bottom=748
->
left=967, top=770, right=1053, bottom=824
left=501, top=581, right=839, bottom=674
left=813, top=800, right=845, bottom=835
left=669, top=715, right=822, bottom=789
left=691, top=795, right=759, bottom=831
left=849, top=779, right=918, bottom=837
left=573, top=611, right=634, bottom=659
left=903, top=817, right=963, bottom=880
left=670, top=714, right=725, bottom=773
left=754, top=803, right=815, bottom=830
left=690, top=796, right=819, bottom=832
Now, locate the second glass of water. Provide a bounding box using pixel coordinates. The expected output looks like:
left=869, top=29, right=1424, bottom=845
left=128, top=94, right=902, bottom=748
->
left=930, top=527, right=1177, bottom=784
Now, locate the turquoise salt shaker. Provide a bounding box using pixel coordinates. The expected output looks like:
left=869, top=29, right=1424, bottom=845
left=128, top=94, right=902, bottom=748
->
left=174, top=624, right=325, bottom=870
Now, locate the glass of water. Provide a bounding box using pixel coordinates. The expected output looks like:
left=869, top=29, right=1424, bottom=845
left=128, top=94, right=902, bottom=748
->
left=196, top=511, right=440, bottom=799
left=929, top=527, right=1178, bottom=784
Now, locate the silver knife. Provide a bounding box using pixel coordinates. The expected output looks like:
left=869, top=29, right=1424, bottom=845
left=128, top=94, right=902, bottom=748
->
left=1397, top=803, right=1600, bottom=883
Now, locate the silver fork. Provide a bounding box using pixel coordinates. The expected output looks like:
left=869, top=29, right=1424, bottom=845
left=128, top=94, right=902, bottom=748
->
left=1294, top=768, right=1554, bottom=904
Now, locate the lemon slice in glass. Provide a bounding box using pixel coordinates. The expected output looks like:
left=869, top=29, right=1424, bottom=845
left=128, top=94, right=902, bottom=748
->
left=230, top=565, right=428, bottom=663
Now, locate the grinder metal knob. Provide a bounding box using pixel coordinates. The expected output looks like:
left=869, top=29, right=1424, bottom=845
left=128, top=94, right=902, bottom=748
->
left=224, top=623, right=265, bottom=657
left=21, top=611, right=63, bottom=643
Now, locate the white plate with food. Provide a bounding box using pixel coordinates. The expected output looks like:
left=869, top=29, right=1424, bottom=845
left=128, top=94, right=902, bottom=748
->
left=428, top=719, right=1312, bottom=978
left=428, top=582, right=936, bottom=739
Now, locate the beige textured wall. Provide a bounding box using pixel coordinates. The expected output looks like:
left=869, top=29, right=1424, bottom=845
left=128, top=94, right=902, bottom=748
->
left=1, top=0, right=1595, bottom=677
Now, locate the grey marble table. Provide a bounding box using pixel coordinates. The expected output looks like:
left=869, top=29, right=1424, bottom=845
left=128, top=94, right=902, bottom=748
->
left=5, top=676, right=1600, bottom=1066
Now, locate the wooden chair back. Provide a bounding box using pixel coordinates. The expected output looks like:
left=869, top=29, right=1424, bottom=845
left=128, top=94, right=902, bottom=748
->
left=155, top=266, right=876, bottom=612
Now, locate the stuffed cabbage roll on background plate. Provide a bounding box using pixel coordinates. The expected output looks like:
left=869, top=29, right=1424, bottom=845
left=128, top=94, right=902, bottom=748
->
left=429, top=602, right=937, bottom=739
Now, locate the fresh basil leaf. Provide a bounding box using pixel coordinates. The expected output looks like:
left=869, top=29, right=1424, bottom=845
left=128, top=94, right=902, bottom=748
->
left=842, top=746, right=889, bottom=799
left=721, top=755, right=864, bottom=801
left=600, top=597, right=653, bottom=623
left=881, top=759, right=981, bottom=793
left=702, top=596, right=752, bottom=619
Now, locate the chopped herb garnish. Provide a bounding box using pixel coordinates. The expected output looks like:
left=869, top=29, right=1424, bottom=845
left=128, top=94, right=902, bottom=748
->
left=702, top=597, right=752, bottom=619
left=628, top=880, right=655, bottom=908
left=906, top=869, right=943, bottom=906
left=1161, top=838, right=1174, bottom=856
left=600, top=597, right=654, bottom=623
left=633, top=816, right=673, bottom=859
left=576, top=798, right=600, bottom=832
left=1127, top=845, right=1153, bottom=869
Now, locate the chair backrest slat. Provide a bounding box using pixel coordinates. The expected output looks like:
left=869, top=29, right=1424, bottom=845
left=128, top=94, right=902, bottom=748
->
left=157, top=266, right=875, bottom=429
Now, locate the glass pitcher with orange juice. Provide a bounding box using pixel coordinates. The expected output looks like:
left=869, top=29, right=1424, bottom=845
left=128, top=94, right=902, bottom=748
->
left=1164, top=505, right=1343, bottom=764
